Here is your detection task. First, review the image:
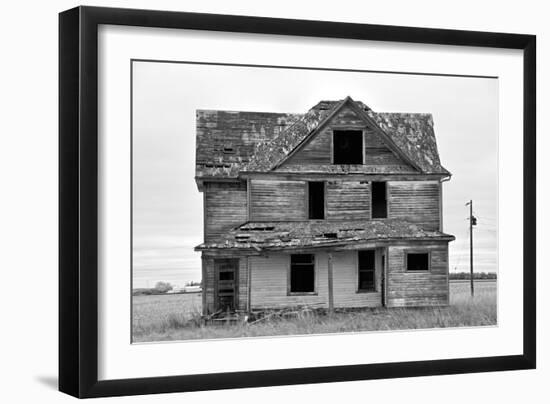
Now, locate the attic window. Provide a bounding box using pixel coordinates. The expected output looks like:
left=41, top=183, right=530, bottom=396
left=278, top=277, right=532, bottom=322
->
left=308, top=182, right=325, bottom=219
left=333, top=130, right=363, bottom=164
left=222, top=146, right=234, bottom=154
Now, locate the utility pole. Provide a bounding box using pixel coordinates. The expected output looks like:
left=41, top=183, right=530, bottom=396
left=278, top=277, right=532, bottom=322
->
left=327, top=252, right=334, bottom=315
left=466, top=200, right=476, bottom=297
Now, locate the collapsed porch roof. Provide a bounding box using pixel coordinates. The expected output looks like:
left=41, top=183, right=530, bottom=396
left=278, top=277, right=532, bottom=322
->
left=195, top=219, right=455, bottom=252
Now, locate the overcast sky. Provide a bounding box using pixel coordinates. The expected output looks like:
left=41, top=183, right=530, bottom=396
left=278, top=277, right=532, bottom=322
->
left=132, top=61, right=498, bottom=289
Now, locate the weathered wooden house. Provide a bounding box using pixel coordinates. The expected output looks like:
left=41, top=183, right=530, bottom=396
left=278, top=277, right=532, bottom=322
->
left=194, top=97, right=455, bottom=314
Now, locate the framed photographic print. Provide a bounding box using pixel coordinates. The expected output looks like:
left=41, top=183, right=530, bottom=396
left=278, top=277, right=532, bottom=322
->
left=59, top=6, right=536, bottom=398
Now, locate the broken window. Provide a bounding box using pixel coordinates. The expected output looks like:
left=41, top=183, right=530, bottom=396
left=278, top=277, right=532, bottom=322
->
left=406, top=252, right=430, bottom=271
left=371, top=181, right=387, bottom=218
left=333, top=130, right=363, bottom=164
left=358, top=250, right=376, bottom=292
left=308, top=182, right=325, bottom=219
left=290, top=254, right=315, bottom=293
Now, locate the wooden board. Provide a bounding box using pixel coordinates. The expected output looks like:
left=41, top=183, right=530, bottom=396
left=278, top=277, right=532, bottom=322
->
left=388, top=181, right=440, bottom=230
left=202, top=257, right=215, bottom=314
left=249, top=179, right=306, bottom=221
left=204, top=181, right=248, bottom=242
left=326, top=180, right=370, bottom=220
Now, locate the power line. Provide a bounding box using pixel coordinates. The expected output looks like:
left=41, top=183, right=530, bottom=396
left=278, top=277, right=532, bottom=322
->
left=451, top=225, right=471, bottom=272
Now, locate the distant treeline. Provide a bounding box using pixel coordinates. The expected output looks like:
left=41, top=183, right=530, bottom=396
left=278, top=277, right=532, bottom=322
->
left=132, top=288, right=165, bottom=296
left=132, top=288, right=201, bottom=296
left=132, top=281, right=202, bottom=296
left=449, top=272, right=497, bottom=280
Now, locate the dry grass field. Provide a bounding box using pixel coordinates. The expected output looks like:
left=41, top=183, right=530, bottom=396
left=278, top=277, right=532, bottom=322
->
left=132, top=280, right=497, bottom=342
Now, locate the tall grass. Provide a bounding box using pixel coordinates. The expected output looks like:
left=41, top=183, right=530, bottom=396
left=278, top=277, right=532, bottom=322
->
left=132, top=281, right=497, bottom=342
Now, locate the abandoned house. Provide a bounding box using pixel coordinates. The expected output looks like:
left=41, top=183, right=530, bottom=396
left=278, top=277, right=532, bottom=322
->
left=194, top=96, right=455, bottom=314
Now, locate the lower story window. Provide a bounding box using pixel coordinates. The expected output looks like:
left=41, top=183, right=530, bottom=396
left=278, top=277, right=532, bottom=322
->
left=290, top=254, right=315, bottom=293
left=358, top=250, right=376, bottom=291
left=406, top=252, right=430, bottom=271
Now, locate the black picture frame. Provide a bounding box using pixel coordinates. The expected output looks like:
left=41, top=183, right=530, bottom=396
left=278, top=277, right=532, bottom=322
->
left=59, top=5, right=536, bottom=398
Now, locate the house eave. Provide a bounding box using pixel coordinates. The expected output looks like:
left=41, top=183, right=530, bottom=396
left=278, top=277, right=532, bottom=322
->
left=238, top=171, right=451, bottom=181
left=196, top=235, right=456, bottom=254
left=194, top=175, right=242, bottom=191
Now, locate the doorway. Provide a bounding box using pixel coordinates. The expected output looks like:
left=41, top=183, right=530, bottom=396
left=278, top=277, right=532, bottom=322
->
left=214, top=259, right=239, bottom=311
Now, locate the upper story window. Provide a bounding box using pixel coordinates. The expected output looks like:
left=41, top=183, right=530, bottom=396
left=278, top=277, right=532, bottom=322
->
left=333, top=130, right=363, bottom=164
left=371, top=181, right=387, bottom=218
left=308, top=182, right=325, bottom=219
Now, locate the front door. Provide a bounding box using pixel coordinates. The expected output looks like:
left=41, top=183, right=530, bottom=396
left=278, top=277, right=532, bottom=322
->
left=214, top=259, right=239, bottom=312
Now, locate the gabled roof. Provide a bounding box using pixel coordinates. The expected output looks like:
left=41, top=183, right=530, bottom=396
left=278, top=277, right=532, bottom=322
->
left=195, top=98, right=450, bottom=180
left=267, top=97, right=423, bottom=172
left=195, top=219, right=455, bottom=251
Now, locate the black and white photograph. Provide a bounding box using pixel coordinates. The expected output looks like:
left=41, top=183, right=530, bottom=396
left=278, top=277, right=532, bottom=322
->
left=131, top=61, right=498, bottom=342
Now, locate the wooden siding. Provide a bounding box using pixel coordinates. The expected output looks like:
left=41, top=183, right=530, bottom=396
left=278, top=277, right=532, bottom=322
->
left=364, top=130, right=411, bottom=168
left=249, top=251, right=382, bottom=309
left=204, top=181, right=247, bottom=242
left=202, top=257, right=215, bottom=314
left=331, top=250, right=382, bottom=308
left=326, top=181, right=370, bottom=220
left=284, top=127, right=332, bottom=165
left=388, top=181, right=440, bottom=230
left=249, top=179, right=306, bottom=221
left=331, top=105, right=365, bottom=126
left=386, top=242, right=449, bottom=307
left=238, top=257, right=249, bottom=310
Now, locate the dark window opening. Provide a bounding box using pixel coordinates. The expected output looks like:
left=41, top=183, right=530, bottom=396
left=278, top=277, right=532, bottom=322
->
left=333, top=130, right=363, bottom=164
left=372, top=181, right=387, bottom=218
left=358, top=250, right=376, bottom=291
left=219, top=271, right=234, bottom=281
left=406, top=253, right=430, bottom=271
left=222, top=144, right=235, bottom=154
left=308, top=182, right=325, bottom=219
left=290, top=254, right=315, bottom=293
